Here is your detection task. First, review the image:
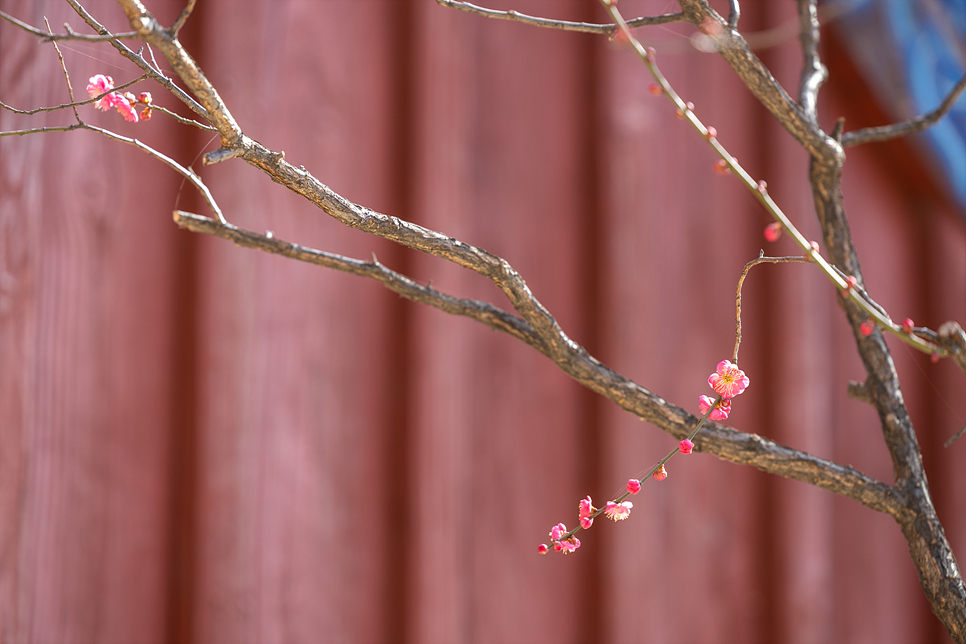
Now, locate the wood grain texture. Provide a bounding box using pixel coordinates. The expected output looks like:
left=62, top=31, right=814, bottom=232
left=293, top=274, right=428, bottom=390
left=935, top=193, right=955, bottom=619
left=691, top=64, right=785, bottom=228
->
left=1, top=0, right=964, bottom=642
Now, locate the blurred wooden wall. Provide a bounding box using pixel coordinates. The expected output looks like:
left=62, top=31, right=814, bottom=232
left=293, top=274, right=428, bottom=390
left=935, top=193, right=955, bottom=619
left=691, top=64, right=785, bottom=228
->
left=1, top=0, right=964, bottom=642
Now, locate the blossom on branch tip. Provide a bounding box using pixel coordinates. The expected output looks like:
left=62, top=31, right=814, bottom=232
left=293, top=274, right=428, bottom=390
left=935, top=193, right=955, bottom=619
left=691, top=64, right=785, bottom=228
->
left=679, top=439, right=694, bottom=455
left=627, top=479, right=642, bottom=495
left=550, top=523, right=568, bottom=541
left=708, top=360, right=749, bottom=398
left=605, top=501, right=633, bottom=521
left=698, top=395, right=731, bottom=420
left=652, top=465, right=668, bottom=481
left=763, top=222, right=782, bottom=242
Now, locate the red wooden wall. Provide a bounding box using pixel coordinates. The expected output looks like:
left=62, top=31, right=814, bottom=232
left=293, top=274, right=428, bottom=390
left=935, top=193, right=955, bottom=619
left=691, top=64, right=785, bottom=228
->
left=2, top=0, right=965, bottom=642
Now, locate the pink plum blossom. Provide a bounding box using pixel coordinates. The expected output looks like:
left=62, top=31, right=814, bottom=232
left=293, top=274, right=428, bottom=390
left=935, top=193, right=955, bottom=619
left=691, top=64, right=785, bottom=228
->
left=578, top=496, right=594, bottom=519
left=114, top=95, right=139, bottom=122
left=558, top=537, right=580, bottom=554
left=652, top=465, right=668, bottom=481
left=579, top=516, right=593, bottom=530
left=679, top=439, right=694, bottom=455
left=86, top=74, right=117, bottom=111
left=698, top=395, right=731, bottom=420
left=604, top=501, right=633, bottom=521
left=708, top=360, right=749, bottom=398
left=626, top=479, right=642, bottom=495
left=550, top=523, right=568, bottom=541
left=538, top=544, right=549, bottom=554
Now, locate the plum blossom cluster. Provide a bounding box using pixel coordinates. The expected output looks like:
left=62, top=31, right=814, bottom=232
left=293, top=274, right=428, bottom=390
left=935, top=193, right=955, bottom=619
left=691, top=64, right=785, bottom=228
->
left=698, top=360, right=749, bottom=421
left=540, top=362, right=751, bottom=555
left=86, top=74, right=153, bottom=123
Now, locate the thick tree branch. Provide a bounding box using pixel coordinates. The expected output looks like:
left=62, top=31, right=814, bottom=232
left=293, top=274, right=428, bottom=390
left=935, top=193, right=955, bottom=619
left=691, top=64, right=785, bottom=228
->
left=435, top=0, right=684, bottom=34
left=810, top=124, right=966, bottom=644
left=842, top=73, right=966, bottom=147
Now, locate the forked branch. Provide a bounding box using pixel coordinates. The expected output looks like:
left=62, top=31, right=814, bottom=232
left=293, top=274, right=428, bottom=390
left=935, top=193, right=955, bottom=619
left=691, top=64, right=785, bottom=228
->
left=842, top=73, right=966, bottom=147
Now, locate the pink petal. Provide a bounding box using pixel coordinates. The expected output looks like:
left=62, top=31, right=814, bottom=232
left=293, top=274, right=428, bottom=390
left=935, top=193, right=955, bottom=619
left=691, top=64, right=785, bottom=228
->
left=679, top=439, right=694, bottom=455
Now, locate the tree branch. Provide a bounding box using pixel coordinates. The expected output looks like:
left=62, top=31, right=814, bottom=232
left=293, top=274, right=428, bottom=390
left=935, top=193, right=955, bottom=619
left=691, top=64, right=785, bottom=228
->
left=677, top=0, right=838, bottom=163
left=173, top=213, right=902, bottom=518
left=841, top=73, right=966, bottom=147
left=435, top=0, right=684, bottom=34
left=61, top=0, right=210, bottom=122
left=796, top=0, right=826, bottom=123
left=0, top=9, right=139, bottom=41
left=169, top=0, right=196, bottom=36
left=172, top=211, right=544, bottom=350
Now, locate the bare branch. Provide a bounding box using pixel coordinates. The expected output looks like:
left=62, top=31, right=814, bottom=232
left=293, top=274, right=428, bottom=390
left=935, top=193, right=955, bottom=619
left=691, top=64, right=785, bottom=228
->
left=842, top=73, right=966, bottom=147
left=727, top=0, right=739, bottom=29
left=796, top=0, right=826, bottom=123
left=169, top=0, right=196, bottom=36
left=677, top=0, right=837, bottom=163
left=0, top=124, right=84, bottom=137
left=938, top=321, right=966, bottom=376
left=733, top=253, right=811, bottom=363
left=173, top=211, right=545, bottom=350
left=0, top=9, right=139, bottom=41
left=173, top=214, right=901, bottom=518
left=944, top=425, right=966, bottom=449
left=81, top=123, right=225, bottom=224
left=435, top=0, right=683, bottom=34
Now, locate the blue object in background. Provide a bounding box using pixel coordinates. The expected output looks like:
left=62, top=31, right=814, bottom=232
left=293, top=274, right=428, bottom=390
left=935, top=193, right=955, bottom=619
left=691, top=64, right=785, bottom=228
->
left=829, top=0, right=966, bottom=215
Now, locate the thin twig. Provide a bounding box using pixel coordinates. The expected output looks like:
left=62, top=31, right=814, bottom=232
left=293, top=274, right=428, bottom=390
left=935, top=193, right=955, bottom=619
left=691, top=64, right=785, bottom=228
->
left=44, top=17, right=80, bottom=121
left=0, top=10, right=139, bottom=41
left=842, top=73, right=966, bottom=147
left=727, top=0, right=740, bottom=29
left=944, top=425, right=966, bottom=449
left=151, top=105, right=217, bottom=131
left=81, top=123, right=226, bottom=224
left=0, top=124, right=84, bottom=137
left=435, top=0, right=683, bottom=34
left=733, top=252, right=811, bottom=363
left=169, top=0, right=197, bottom=36
left=796, top=0, right=826, bottom=124
left=0, top=76, right=147, bottom=116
